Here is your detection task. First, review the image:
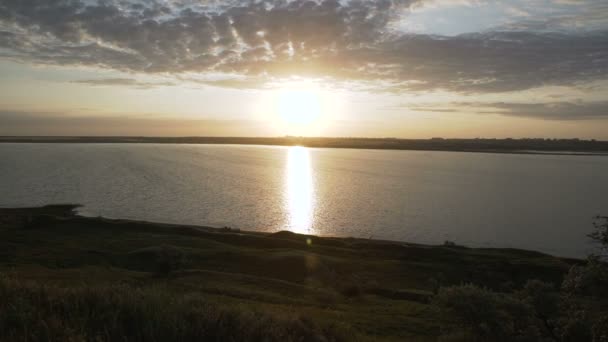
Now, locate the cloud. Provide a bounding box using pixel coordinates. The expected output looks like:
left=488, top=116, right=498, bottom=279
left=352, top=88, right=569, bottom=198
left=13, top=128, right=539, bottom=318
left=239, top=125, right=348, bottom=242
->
left=0, top=110, right=274, bottom=136
left=0, top=0, right=606, bottom=93
left=71, top=78, right=175, bottom=88
left=411, top=101, right=608, bottom=120
left=178, top=76, right=271, bottom=90
left=499, top=1, right=608, bottom=32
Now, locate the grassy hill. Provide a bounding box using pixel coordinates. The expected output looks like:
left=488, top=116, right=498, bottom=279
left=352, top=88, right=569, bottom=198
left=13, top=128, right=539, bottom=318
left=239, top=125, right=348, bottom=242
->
left=0, top=205, right=577, bottom=341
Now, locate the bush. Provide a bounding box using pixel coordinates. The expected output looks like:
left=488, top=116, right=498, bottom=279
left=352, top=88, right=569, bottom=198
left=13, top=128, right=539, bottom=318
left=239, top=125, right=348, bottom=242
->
left=559, top=310, right=593, bottom=342
left=427, top=273, right=446, bottom=295
left=154, top=245, right=186, bottom=276
left=592, top=314, right=608, bottom=342
left=339, top=283, right=363, bottom=298
left=561, top=256, right=608, bottom=298
left=432, top=217, right=608, bottom=342
left=518, top=280, right=559, bottom=320
left=559, top=257, right=608, bottom=341
left=433, top=284, right=541, bottom=342
left=589, top=216, right=608, bottom=257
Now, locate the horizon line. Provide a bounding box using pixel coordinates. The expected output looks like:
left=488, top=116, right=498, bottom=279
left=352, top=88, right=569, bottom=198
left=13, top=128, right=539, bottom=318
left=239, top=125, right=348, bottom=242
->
left=0, top=136, right=606, bottom=142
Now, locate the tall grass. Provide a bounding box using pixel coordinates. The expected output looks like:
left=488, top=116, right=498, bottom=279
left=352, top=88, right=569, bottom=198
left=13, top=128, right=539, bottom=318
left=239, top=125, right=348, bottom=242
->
left=0, top=276, right=359, bottom=342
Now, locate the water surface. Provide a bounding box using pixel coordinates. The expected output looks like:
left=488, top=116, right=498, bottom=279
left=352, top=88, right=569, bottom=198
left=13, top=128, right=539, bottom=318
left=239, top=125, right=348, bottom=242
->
left=1, top=143, right=606, bottom=257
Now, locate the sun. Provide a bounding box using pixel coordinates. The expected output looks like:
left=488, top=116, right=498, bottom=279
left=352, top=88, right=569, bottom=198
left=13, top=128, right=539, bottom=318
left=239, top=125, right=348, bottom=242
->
left=254, top=79, right=344, bottom=136
left=277, top=88, right=321, bottom=126
left=273, top=81, right=326, bottom=136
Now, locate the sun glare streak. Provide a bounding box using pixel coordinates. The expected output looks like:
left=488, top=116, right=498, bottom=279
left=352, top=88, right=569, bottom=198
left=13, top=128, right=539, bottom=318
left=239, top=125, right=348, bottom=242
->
left=285, top=146, right=315, bottom=234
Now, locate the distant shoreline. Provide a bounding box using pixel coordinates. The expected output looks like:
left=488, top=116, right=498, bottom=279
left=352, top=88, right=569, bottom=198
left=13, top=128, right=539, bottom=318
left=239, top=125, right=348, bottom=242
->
left=1, top=136, right=608, bottom=156
left=0, top=204, right=578, bottom=260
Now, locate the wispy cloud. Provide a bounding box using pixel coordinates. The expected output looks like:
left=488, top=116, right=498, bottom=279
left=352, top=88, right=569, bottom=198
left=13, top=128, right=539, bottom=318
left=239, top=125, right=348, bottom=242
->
left=411, top=101, right=608, bottom=120
left=71, top=78, right=175, bottom=88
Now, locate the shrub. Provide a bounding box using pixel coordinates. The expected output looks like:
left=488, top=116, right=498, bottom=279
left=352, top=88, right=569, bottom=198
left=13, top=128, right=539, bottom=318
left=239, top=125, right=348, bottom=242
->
left=561, top=256, right=608, bottom=298
left=428, top=273, right=446, bottom=295
left=592, top=314, right=608, bottom=342
left=154, top=245, right=186, bottom=276
left=517, top=280, right=560, bottom=339
left=559, top=257, right=608, bottom=341
left=432, top=217, right=608, bottom=342
left=589, top=216, right=608, bottom=257
left=559, top=310, right=593, bottom=342
left=339, top=283, right=363, bottom=298
left=518, top=280, right=559, bottom=320
left=433, top=284, right=541, bottom=342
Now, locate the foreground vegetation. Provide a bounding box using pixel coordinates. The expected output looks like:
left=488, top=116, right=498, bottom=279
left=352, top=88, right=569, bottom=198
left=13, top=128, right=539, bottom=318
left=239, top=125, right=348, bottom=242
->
left=0, top=205, right=606, bottom=341
left=0, top=277, right=356, bottom=342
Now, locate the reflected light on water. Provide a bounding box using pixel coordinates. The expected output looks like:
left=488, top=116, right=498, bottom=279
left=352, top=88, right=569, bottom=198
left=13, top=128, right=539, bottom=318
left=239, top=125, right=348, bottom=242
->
left=285, top=146, right=315, bottom=234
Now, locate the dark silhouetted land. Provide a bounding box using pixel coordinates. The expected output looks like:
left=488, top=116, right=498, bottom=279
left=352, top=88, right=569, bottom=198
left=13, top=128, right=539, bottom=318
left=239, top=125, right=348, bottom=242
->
left=1, top=205, right=581, bottom=341
left=1, top=136, right=608, bottom=155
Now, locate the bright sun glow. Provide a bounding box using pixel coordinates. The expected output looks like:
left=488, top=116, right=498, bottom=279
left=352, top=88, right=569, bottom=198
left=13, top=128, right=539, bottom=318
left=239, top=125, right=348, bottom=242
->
left=261, top=79, right=342, bottom=136
left=275, top=81, right=323, bottom=135
left=277, top=88, right=322, bottom=127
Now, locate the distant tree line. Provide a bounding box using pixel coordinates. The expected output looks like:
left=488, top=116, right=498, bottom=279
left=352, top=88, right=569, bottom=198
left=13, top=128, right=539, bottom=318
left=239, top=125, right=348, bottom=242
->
left=1, top=136, right=608, bottom=153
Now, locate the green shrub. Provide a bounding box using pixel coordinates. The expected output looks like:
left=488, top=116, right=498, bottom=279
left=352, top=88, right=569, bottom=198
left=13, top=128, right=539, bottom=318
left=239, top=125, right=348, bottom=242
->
left=559, top=310, right=593, bottom=342
left=562, top=256, right=608, bottom=298
left=518, top=280, right=559, bottom=320
left=592, top=314, right=608, bottom=342
left=433, top=284, right=541, bottom=342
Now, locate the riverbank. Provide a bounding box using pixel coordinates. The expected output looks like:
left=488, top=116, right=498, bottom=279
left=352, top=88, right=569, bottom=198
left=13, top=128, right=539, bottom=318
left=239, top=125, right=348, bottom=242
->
left=1, top=136, right=608, bottom=155
left=0, top=205, right=578, bottom=341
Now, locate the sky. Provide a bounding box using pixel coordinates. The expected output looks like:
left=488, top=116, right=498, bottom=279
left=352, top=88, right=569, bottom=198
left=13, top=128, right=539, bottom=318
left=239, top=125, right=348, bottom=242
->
left=0, top=0, right=607, bottom=138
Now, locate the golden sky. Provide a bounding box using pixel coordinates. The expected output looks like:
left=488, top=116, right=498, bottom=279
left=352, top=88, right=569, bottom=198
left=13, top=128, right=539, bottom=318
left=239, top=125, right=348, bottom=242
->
left=0, top=0, right=607, bottom=138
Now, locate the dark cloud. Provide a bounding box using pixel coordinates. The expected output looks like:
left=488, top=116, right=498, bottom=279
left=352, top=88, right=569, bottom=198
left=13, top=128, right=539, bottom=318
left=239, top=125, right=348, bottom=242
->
left=0, top=0, right=606, bottom=93
left=412, top=101, right=608, bottom=120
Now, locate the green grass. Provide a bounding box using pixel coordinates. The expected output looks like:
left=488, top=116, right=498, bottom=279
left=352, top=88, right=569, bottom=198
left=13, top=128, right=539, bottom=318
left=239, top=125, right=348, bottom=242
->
left=0, top=205, right=577, bottom=341
left=0, top=277, right=358, bottom=342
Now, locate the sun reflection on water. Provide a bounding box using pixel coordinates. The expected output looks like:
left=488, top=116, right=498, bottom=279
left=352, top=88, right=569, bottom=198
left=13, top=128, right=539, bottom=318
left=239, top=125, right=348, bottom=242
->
left=285, top=146, right=315, bottom=234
